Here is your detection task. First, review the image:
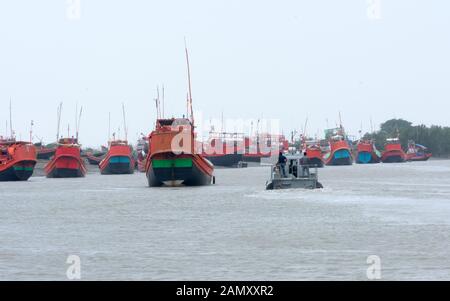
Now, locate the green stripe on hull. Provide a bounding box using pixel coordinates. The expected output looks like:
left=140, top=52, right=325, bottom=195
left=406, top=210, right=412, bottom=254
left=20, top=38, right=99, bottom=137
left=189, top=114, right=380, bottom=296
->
left=152, top=158, right=193, bottom=168
left=13, top=166, right=34, bottom=171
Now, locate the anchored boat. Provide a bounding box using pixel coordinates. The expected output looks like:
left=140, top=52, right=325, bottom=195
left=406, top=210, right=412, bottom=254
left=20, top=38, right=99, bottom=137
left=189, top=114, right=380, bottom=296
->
left=266, top=154, right=323, bottom=190
left=136, top=136, right=149, bottom=172
left=323, top=127, right=353, bottom=166
left=381, top=138, right=406, bottom=163
left=99, top=140, right=135, bottom=174
left=44, top=138, right=87, bottom=178
left=145, top=118, right=214, bottom=186
left=203, top=132, right=244, bottom=167
left=35, top=143, right=56, bottom=160
left=356, top=139, right=381, bottom=164
left=86, top=151, right=106, bottom=165
left=406, top=141, right=432, bottom=162
left=0, top=139, right=37, bottom=181
left=302, top=139, right=324, bottom=168
left=145, top=44, right=214, bottom=187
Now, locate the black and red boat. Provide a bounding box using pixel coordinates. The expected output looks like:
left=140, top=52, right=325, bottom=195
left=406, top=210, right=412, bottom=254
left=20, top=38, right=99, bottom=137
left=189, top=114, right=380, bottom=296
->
left=0, top=139, right=37, bottom=181
left=145, top=45, right=214, bottom=187
left=203, top=132, right=244, bottom=167
left=243, top=134, right=288, bottom=163
left=145, top=118, right=214, bottom=186
left=44, top=138, right=87, bottom=178
left=99, top=140, right=135, bottom=174
left=86, top=151, right=106, bottom=165
left=302, top=139, right=324, bottom=168
left=381, top=138, right=407, bottom=163
left=34, top=142, right=56, bottom=160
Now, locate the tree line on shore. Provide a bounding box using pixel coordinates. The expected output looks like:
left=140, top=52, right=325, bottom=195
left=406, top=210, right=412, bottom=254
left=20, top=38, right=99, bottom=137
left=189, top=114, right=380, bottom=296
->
left=363, top=119, right=450, bottom=157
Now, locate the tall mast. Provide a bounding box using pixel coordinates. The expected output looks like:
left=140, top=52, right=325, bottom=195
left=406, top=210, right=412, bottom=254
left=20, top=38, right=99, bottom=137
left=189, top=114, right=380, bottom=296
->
left=56, top=102, right=63, bottom=141
left=184, top=39, right=194, bottom=126
left=108, top=112, right=111, bottom=141
left=9, top=98, right=13, bottom=138
left=75, top=102, right=78, bottom=139
left=122, top=103, right=128, bottom=141
left=162, top=85, right=165, bottom=119
left=76, top=106, right=83, bottom=141
left=30, top=120, right=34, bottom=143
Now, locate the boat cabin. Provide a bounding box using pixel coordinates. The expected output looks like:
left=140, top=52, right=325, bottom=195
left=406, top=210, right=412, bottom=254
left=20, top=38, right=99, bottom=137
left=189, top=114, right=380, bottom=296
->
left=266, top=154, right=323, bottom=190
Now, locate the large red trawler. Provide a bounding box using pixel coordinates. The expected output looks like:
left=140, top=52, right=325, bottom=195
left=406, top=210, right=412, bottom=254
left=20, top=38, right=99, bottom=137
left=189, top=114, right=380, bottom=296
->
left=0, top=137, right=37, bottom=181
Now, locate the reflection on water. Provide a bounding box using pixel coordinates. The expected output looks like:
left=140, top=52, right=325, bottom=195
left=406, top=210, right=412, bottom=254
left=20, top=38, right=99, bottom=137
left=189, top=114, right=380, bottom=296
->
left=0, top=160, right=449, bottom=280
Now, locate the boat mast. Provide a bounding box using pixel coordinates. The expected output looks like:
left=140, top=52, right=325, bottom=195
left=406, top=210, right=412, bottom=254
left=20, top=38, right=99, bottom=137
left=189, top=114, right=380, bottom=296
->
left=30, top=120, right=34, bottom=143
left=76, top=106, right=83, bottom=141
left=75, top=102, right=78, bottom=140
left=9, top=98, right=13, bottom=139
left=56, top=102, right=63, bottom=142
left=185, top=39, right=194, bottom=126
left=122, top=103, right=128, bottom=141
left=108, top=112, right=111, bottom=141
left=155, top=86, right=161, bottom=120
left=162, top=85, right=165, bottom=119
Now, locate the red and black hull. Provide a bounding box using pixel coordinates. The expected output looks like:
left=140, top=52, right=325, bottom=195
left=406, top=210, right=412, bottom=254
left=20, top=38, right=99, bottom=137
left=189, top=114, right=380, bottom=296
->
left=99, top=144, right=135, bottom=175
left=0, top=142, right=37, bottom=181
left=0, top=161, right=36, bottom=181
left=204, top=153, right=243, bottom=167
left=37, top=148, right=56, bottom=160
left=147, top=158, right=213, bottom=187
left=45, top=145, right=87, bottom=178
left=46, top=167, right=85, bottom=178
left=100, top=160, right=134, bottom=175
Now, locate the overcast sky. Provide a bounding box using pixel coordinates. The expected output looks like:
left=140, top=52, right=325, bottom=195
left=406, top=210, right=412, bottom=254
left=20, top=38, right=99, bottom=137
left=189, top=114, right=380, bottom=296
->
left=1, top=0, right=449, bottom=147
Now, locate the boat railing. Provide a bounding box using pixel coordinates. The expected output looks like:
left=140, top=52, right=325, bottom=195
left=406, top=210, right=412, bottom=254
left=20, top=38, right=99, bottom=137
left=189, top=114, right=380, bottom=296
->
left=270, top=163, right=318, bottom=181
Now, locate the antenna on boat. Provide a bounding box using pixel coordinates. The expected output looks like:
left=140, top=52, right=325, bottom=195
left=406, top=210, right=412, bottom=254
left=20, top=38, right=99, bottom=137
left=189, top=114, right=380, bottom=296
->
left=56, top=102, right=63, bottom=142
left=155, top=86, right=161, bottom=120
left=303, top=118, right=309, bottom=138
left=162, top=85, right=165, bottom=118
left=184, top=38, right=194, bottom=126
left=76, top=106, right=83, bottom=141
left=108, top=112, right=111, bottom=141
left=122, top=103, right=128, bottom=141
left=75, top=102, right=78, bottom=139
left=30, top=120, right=34, bottom=143
left=9, top=97, right=14, bottom=139
left=370, top=116, right=374, bottom=133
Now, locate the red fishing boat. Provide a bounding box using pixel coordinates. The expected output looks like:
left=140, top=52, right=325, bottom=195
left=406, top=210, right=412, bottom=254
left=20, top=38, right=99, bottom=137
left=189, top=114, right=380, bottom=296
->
left=44, top=137, right=87, bottom=178
left=302, top=139, right=324, bottom=168
left=203, top=132, right=244, bottom=167
left=136, top=137, right=149, bottom=172
left=145, top=45, right=214, bottom=186
left=145, top=118, right=214, bottom=186
left=356, top=139, right=381, bottom=164
left=243, top=134, right=288, bottom=163
left=0, top=139, right=37, bottom=181
left=406, top=141, right=432, bottom=162
left=35, top=143, right=56, bottom=160
left=99, top=140, right=135, bottom=174
left=86, top=151, right=105, bottom=165
left=323, top=127, right=353, bottom=166
left=381, top=138, right=406, bottom=163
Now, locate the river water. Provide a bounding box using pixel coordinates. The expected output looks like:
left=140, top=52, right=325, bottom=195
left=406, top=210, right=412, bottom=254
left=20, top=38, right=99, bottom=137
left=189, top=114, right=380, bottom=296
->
left=1, top=160, right=449, bottom=280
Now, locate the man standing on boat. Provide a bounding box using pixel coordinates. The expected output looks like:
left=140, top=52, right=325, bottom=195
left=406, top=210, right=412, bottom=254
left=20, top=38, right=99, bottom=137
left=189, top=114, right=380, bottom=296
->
left=278, top=152, right=287, bottom=177
left=300, top=152, right=310, bottom=177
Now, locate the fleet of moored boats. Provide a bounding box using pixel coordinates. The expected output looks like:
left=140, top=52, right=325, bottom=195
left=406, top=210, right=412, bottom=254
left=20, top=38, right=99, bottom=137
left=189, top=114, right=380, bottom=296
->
left=0, top=48, right=432, bottom=187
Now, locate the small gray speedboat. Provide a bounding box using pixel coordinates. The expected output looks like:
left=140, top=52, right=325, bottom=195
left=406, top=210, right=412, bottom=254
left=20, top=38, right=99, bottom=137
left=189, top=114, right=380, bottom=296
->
left=266, top=154, right=323, bottom=190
